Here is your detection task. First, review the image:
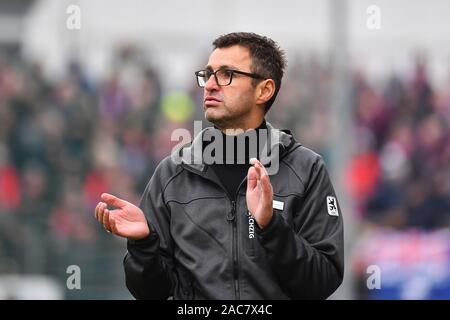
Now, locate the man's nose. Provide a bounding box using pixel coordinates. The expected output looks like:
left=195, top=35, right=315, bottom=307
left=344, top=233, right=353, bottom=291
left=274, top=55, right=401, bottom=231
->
left=204, top=75, right=219, bottom=92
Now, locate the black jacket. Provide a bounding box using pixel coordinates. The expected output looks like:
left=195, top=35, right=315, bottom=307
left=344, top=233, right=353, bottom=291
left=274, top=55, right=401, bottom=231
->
left=124, top=122, right=344, bottom=299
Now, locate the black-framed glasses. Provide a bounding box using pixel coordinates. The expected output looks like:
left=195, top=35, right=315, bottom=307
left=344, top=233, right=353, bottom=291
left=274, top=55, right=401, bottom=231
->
left=195, top=69, right=265, bottom=87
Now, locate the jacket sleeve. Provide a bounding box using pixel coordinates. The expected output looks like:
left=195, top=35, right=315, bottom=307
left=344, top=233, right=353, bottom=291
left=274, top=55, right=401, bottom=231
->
left=123, top=162, right=175, bottom=300
left=256, top=156, right=344, bottom=299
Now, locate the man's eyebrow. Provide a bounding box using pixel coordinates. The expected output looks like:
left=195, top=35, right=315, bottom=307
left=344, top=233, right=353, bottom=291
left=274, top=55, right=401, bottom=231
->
left=205, top=65, right=237, bottom=71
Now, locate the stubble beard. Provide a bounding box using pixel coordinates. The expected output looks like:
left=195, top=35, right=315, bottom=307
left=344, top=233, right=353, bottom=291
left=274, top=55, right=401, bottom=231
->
left=204, top=100, right=253, bottom=131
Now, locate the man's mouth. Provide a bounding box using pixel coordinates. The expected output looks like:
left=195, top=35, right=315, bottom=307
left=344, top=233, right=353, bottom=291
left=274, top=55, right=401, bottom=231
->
left=204, top=96, right=222, bottom=107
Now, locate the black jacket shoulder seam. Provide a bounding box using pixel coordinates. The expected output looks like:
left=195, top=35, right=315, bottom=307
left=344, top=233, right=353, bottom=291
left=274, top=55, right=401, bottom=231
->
left=161, top=165, right=185, bottom=204
left=281, top=158, right=306, bottom=190
left=281, top=145, right=324, bottom=190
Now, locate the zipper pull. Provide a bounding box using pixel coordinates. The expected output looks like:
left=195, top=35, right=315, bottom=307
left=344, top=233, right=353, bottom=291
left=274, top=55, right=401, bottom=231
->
left=227, top=201, right=236, bottom=221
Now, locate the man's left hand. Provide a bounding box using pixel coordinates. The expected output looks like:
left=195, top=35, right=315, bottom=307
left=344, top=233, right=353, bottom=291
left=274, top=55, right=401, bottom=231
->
left=246, top=158, right=273, bottom=229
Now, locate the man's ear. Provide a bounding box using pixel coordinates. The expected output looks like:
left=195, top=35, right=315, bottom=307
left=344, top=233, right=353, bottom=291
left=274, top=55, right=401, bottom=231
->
left=255, top=79, right=275, bottom=106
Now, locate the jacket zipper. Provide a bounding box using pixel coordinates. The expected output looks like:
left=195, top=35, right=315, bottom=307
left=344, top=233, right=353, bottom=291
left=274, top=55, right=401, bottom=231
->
left=227, top=178, right=249, bottom=300
left=227, top=200, right=240, bottom=299
left=183, top=164, right=249, bottom=299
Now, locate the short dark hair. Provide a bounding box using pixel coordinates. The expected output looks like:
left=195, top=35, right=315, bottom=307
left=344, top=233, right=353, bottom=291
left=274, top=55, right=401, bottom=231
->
left=212, top=32, right=287, bottom=112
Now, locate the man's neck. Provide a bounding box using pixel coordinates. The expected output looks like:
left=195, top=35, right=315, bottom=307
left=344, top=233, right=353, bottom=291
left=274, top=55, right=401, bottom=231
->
left=208, top=119, right=267, bottom=165
left=214, top=119, right=266, bottom=135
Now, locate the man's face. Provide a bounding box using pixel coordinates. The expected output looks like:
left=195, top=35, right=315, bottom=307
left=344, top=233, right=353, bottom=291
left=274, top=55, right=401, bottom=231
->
left=203, top=45, right=257, bottom=129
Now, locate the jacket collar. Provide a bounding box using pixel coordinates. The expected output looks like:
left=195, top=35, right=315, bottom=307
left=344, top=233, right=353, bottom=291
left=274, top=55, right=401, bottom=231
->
left=171, top=121, right=296, bottom=175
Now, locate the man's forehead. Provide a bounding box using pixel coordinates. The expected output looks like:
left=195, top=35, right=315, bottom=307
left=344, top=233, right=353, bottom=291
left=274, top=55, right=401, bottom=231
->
left=206, top=45, right=251, bottom=69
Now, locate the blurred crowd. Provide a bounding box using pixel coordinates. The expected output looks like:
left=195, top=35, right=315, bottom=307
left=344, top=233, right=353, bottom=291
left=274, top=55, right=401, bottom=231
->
left=348, top=57, right=450, bottom=229
left=270, top=52, right=449, bottom=229
left=0, top=45, right=449, bottom=297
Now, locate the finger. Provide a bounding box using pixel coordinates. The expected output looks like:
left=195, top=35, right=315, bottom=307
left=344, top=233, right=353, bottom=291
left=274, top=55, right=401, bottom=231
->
left=258, top=163, right=270, bottom=188
left=103, top=208, right=111, bottom=232
left=250, top=159, right=262, bottom=180
left=101, top=193, right=128, bottom=209
left=260, top=174, right=273, bottom=203
left=251, top=158, right=269, bottom=179
left=247, top=166, right=258, bottom=191
left=95, top=202, right=106, bottom=221
left=109, top=214, right=117, bottom=235
left=96, top=203, right=105, bottom=223
left=101, top=202, right=108, bottom=223
left=95, top=202, right=100, bottom=221
left=253, top=158, right=269, bottom=178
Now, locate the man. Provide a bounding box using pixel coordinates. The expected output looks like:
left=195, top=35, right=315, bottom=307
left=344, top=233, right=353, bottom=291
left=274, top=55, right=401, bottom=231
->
left=95, top=32, right=344, bottom=299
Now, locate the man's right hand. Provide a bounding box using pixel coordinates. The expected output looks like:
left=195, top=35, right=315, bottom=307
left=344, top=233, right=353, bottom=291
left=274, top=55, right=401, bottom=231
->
left=95, top=193, right=150, bottom=240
